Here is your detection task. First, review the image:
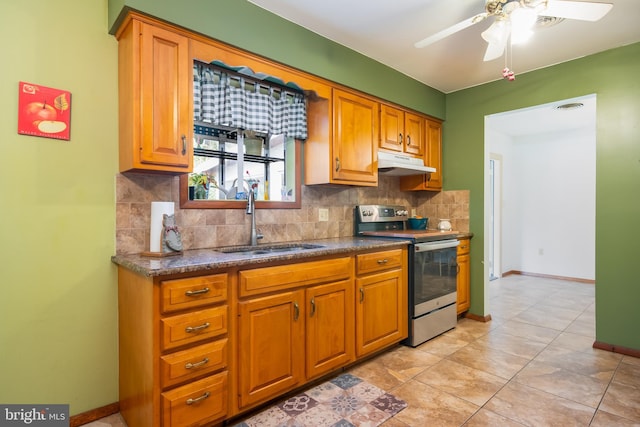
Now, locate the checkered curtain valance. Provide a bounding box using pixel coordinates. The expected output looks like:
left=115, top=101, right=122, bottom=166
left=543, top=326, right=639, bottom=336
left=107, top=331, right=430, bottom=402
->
left=193, top=62, right=308, bottom=140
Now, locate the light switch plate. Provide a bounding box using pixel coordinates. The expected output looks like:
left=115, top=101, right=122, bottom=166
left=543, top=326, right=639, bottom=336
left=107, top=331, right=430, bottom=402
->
left=319, top=208, right=329, bottom=221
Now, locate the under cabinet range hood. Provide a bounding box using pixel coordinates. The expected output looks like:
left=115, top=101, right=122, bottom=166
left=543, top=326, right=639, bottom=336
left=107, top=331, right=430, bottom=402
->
left=377, top=151, right=436, bottom=176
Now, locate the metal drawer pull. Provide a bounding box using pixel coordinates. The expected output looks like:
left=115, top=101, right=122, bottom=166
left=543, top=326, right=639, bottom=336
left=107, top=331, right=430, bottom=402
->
left=185, top=357, right=209, bottom=369
left=310, top=298, right=316, bottom=317
left=407, top=135, right=412, bottom=146
left=185, top=322, right=210, bottom=333
left=181, top=135, right=187, bottom=155
left=186, top=391, right=210, bottom=405
left=185, top=287, right=210, bottom=297
left=376, top=259, right=389, bottom=264
left=294, top=302, right=300, bottom=321
left=335, top=157, right=340, bottom=172
left=399, top=133, right=403, bottom=144
left=360, top=288, right=364, bottom=303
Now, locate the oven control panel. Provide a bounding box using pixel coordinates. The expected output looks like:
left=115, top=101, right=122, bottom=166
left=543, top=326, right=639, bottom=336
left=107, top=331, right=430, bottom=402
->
left=356, top=205, right=409, bottom=222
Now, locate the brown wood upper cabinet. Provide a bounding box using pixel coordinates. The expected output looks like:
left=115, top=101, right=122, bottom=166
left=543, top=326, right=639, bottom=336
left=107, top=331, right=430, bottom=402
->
left=380, top=104, right=424, bottom=157
left=305, top=88, right=379, bottom=186
left=399, top=118, right=443, bottom=191
left=116, top=16, right=193, bottom=173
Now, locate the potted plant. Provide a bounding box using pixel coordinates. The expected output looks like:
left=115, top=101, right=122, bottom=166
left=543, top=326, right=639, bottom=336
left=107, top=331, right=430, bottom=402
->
left=188, top=172, right=209, bottom=199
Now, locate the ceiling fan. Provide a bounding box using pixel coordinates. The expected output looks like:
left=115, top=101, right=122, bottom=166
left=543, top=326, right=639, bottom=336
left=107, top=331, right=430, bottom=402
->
left=414, top=0, right=613, bottom=61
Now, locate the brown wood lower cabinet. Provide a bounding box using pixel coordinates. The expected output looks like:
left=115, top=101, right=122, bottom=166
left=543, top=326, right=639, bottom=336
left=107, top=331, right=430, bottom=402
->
left=118, top=269, right=230, bottom=427
left=237, top=290, right=305, bottom=409
left=457, top=237, right=471, bottom=315
left=117, top=246, right=407, bottom=426
left=355, top=249, right=408, bottom=357
left=305, top=279, right=355, bottom=380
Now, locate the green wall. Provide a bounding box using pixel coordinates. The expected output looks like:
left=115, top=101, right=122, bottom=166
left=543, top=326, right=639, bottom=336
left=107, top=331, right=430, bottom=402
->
left=107, top=0, right=446, bottom=119
left=445, top=42, right=640, bottom=349
left=0, top=0, right=119, bottom=415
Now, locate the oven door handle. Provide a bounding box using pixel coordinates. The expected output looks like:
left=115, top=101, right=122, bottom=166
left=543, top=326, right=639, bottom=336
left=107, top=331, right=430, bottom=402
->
left=415, top=239, right=459, bottom=252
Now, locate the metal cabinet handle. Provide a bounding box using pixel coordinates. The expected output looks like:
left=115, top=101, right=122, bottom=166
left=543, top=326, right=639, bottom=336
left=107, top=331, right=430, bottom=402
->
left=310, top=297, right=316, bottom=317
left=185, top=322, right=210, bottom=333
left=359, top=288, right=364, bottom=303
left=186, top=391, right=210, bottom=405
left=181, top=135, right=187, bottom=155
left=407, top=135, right=412, bottom=146
left=460, top=245, right=468, bottom=250
left=185, top=357, right=209, bottom=369
left=398, top=133, right=403, bottom=145
left=185, top=287, right=210, bottom=297
left=294, top=302, right=300, bottom=321
left=376, top=259, right=389, bottom=264
left=457, top=265, right=461, bottom=274
left=335, top=157, right=340, bottom=172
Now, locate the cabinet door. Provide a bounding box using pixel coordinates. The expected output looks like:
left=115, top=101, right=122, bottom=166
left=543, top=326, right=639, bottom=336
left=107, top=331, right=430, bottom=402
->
left=399, top=118, right=442, bottom=191
left=457, top=253, right=470, bottom=315
left=425, top=118, right=442, bottom=189
left=404, top=112, right=425, bottom=157
left=355, top=269, right=407, bottom=357
left=380, top=104, right=403, bottom=152
left=139, top=22, right=192, bottom=169
left=332, top=89, right=378, bottom=184
left=238, top=291, right=305, bottom=409
left=306, top=280, right=355, bottom=380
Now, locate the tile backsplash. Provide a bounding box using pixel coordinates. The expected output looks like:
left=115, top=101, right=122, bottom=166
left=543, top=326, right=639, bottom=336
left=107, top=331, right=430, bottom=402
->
left=115, top=173, right=469, bottom=254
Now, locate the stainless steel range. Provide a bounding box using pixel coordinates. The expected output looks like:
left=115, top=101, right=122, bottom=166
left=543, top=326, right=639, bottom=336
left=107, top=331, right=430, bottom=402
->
left=355, top=205, right=459, bottom=347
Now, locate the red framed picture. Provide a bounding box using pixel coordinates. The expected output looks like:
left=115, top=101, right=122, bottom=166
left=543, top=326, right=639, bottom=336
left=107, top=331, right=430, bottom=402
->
left=17, top=82, right=71, bottom=140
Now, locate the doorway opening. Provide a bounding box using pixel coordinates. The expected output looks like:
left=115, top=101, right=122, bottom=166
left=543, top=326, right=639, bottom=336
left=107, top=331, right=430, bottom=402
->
left=483, top=94, right=597, bottom=317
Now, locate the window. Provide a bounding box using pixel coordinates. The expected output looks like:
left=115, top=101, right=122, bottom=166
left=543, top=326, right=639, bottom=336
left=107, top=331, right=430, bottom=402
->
left=180, top=60, right=306, bottom=209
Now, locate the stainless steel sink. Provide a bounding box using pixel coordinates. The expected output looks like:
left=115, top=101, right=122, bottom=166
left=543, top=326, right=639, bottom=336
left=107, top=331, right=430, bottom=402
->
left=216, top=243, right=325, bottom=255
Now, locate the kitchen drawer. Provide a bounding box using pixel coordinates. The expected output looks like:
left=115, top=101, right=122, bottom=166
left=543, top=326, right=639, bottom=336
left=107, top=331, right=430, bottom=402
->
left=161, top=371, right=227, bottom=427
left=356, top=249, right=403, bottom=275
left=161, top=306, right=228, bottom=351
left=160, top=339, right=228, bottom=389
left=239, top=257, right=352, bottom=297
left=160, top=274, right=227, bottom=314
left=457, top=238, right=470, bottom=255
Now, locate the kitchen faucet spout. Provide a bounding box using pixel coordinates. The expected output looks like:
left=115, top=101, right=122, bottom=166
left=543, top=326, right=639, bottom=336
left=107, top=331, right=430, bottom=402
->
left=246, top=191, right=263, bottom=246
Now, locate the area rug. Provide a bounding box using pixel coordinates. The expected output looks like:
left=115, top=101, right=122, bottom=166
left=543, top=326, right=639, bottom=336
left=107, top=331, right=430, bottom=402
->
left=233, top=373, right=408, bottom=427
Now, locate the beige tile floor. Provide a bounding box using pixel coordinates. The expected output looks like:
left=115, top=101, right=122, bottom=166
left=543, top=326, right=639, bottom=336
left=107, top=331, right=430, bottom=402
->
left=86, top=275, right=640, bottom=426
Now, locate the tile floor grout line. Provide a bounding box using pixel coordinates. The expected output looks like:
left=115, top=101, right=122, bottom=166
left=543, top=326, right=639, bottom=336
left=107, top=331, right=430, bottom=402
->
left=587, top=353, right=625, bottom=426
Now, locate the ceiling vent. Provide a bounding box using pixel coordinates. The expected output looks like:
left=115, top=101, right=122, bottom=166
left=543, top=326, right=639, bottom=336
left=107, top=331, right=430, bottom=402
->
left=536, top=15, right=565, bottom=28
left=555, top=102, right=584, bottom=110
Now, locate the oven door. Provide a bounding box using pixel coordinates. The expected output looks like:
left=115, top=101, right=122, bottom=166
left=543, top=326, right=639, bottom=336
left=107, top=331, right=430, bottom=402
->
left=412, top=239, right=459, bottom=317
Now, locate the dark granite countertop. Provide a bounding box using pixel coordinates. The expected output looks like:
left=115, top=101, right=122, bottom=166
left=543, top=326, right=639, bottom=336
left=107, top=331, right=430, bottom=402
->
left=111, top=237, right=411, bottom=277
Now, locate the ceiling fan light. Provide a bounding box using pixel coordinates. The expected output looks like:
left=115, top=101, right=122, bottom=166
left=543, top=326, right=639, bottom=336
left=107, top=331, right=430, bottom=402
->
left=510, top=6, right=537, bottom=44
left=511, top=28, right=534, bottom=44
left=481, top=20, right=509, bottom=45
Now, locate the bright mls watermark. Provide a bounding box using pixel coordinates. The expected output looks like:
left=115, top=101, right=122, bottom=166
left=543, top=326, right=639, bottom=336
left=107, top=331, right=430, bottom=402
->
left=0, top=405, right=69, bottom=426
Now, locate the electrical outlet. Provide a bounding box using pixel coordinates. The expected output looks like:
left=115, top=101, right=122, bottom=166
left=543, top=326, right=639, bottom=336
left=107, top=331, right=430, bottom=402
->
left=411, top=208, right=417, bottom=217
left=319, top=208, right=329, bottom=222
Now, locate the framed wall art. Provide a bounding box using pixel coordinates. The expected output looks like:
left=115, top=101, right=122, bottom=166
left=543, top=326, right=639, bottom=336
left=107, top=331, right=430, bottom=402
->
left=17, top=81, right=71, bottom=141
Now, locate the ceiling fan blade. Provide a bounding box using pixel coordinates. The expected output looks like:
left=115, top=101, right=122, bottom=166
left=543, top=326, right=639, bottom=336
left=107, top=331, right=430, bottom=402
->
left=540, top=0, right=613, bottom=22
left=484, top=42, right=506, bottom=61
left=482, top=20, right=510, bottom=61
left=414, top=12, right=488, bottom=48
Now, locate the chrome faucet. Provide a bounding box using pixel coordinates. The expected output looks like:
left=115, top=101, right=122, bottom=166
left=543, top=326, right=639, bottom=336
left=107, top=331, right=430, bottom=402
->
left=246, top=191, right=264, bottom=246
